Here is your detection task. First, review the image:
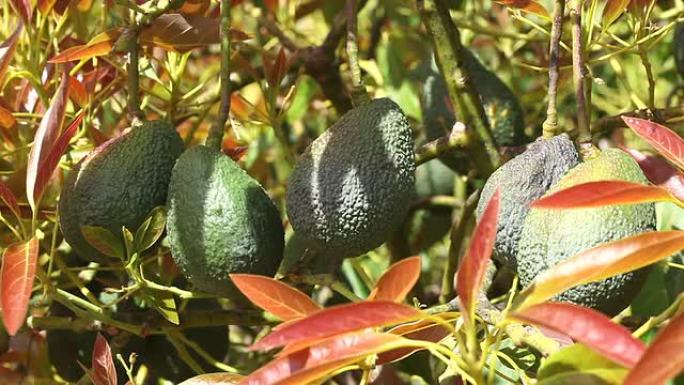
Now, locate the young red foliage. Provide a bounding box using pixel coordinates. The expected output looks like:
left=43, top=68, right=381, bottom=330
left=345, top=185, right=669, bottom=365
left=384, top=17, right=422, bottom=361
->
left=495, top=0, right=549, bottom=18
left=531, top=180, right=676, bottom=208
left=91, top=333, right=117, bottom=385
left=230, top=274, right=320, bottom=321
left=517, top=230, right=684, bottom=308
left=456, top=189, right=499, bottom=319
left=49, top=29, right=122, bottom=63
left=0, top=181, right=21, bottom=221
left=625, top=148, right=684, bottom=202
left=0, top=237, right=39, bottom=335
left=250, top=301, right=422, bottom=351
left=624, top=312, right=684, bottom=385
left=511, top=302, right=645, bottom=368
left=368, top=256, right=422, bottom=302
left=376, top=317, right=452, bottom=364
left=67, top=76, right=89, bottom=108
left=623, top=117, right=684, bottom=172
left=0, top=25, right=22, bottom=84
left=9, top=0, right=32, bottom=24
left=241, top=332, right=413, bottom=385
left=603, top=0, right=630, bottom=26
left=26, top=72, right=69, bottom=211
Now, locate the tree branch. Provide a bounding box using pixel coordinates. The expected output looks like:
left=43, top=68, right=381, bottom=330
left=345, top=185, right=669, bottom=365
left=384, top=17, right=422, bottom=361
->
left=542, top=0, right=566, bottom=138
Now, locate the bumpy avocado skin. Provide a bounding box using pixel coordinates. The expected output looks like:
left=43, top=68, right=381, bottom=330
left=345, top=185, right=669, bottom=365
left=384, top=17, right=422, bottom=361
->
left=286, top=98, right=415, bottom=259
left=59, top=121, right=184, bottom=261
left=166, top=146, right=284, bottom=297
left=517, top=149, right=656, bottom=315
left=476, top=134, right=579, bottom=269
left=410, top=160, right=455, bottom=252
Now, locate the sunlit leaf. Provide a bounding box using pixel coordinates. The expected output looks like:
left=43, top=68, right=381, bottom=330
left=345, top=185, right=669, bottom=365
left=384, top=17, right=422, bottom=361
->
left=603, top=0, right=630, bottom=26
left=537, top=370, right=627, bottom=385
left=26, top=72, right=69, bottom=211
left=0, top=105, right=16, bottom=138
left=622, top=117, right=684, bottom=172
left=368, top=256, right=421, bottom=303
left=144, top=289, right=179, bottom=325
left=251, top=301, right=422, bottom=351
left=9, top=0, right=32, bottom=24
left=81, top=226, right=124, bottom=259
left=49, top=29, right=122, bottom=63
left=133, top=206, right=167, bottom=253
left=68, top=76, right=89, bottom=108
left=231, top=274, right=321, bottom=321
left=91, top=334, right=117, bottom=385
left=0, top=237, right=39, bottom=336
left=496, top=0, right=549, bottom=18
left=531, top=181, right=677, bottom=208
left=0, top=182, right=21, bottom=221
left=457, top=189, right=499, bottom=319
left=241, top=332, right=416, bottom=385
left=623, top=311, right=684, bottom=385
left=376, top=317, right=452, bottom=364
left=139, top=14, right=249, bottom=52
left=0, top=24, right=22, bottom=85
left=625, top=148, right=684, bottom=202
left=517, top=231, right=684, bottom=308
left=180, top=0, right=211, bottom=15
left=180, top=373, right=244, bottom=384
left=511, top=302, right=645, bottom=367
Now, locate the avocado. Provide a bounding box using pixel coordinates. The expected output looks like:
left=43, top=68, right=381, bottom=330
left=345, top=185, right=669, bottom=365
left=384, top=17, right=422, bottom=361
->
left=286, top=98, right=415, bottom=259
left=166, top=146, right=284, bottom=297
left=517, top=149, right=656, bottom=315
left=59, top=120, right=184, bottom=261
left=410, top=160, right=456, bottom=252
left=476, top=134, right=579, bottom=269
left=674, top=23, right=684, bottom=80
left=421, top=51, right=528, bottom=172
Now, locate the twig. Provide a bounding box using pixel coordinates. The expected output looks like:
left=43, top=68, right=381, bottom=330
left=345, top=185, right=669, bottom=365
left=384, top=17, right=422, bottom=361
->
left=206, top=0, right=232, bottom=150
left=125, top=28, right=142, bottom=120
left=591, top=105, right=684, bottom=134
left=542, top=0, right=566, bottom=138
left=571, top=0, right=593, bottom=153
left=414, top=122, right=469, bottom=166
left=346, top=0, right=369, bottom=105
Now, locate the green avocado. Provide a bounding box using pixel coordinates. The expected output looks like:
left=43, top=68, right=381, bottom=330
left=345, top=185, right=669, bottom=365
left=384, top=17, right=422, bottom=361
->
left=421, top=51, right=527, bottom=172
left=286, top=98, right=415, bottom=259
left=476, top=134, right=579, bottom=269
left=410, top=160, right=456, bottom=252
left=166, top=146, right=284, bottom=297
left=59, top=120, right=184, bottom=261
left=517, top=149, right=656, bottom=315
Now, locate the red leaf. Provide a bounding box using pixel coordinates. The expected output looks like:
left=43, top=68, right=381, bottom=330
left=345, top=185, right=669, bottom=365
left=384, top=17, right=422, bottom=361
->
left=511, top=302, right=645, bottom=368
left=68, top=76, right=89, bottom=108
left=531, top=180, right=677, bottom=208
left=26, top=72, right=69, bottom=211
left=180, top=373, right=245, bottom=384
left=457, top=189, right=500, bottom=318
left=49, top=29, right=121, bottom=63
left=139, top=14, right=249, bottom=52
left=368, top=256, right=422, bottom=303
left=230, top=274, right=321, bottom=321
left=624, top=311, right=684, bottom=385
left=179, top=0, right=211, bottom=15
left=251, top=301, right=422, bottom=351
left=91, top=333, right=117, bottom=385
left=517, top=231, right=684, bottom=308
left=625, top=148, right=684, bottom=202
left=0, top=182, right=21, bottom=221
left=496, top=0, right=549, bottom=18
left=603, top=0, right=630, bottom=26
left=622, top=117, right=684, bottom=172
left=0, top=237, right=39, bottom=336
left=376, top=318, right=452, bottom=364
left=240, top=332, right=414, bottom=385
left=0, top=105, right=17, bottom=143
left=9, top=0, right=32, bottom=24
left=0, top=24, right=22, bottom=85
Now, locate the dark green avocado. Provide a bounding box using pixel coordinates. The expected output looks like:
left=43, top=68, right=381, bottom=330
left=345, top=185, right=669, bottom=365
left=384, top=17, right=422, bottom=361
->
left=517, top=149, right=656, bottom=315
left=59, top=120, right=184, bottom=261
left=166, top=146, right=284, bottom=297
left=286, top=98, right=416, bottom=259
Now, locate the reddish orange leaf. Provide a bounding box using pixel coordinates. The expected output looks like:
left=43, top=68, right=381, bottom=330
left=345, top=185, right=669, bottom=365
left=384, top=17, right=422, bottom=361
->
left=26, top=72, right=69, bottom=211
left=0, top=24, right=22, bottom=84
left=180, top=373, right=244, bottom=384
left=457, top=189, right=500, bottom=319
left=91, top=334, right=116, bottom=385
left=139, top=14, right=249, bottom=52
left=0, top=105, right=16, bottom=142
left=625, top=148, right=684, bottom=202
left=0, top=182, right=21, bottom=221
left=68, top=76, right=89, bottom=108
left=0, top=237, right=39, bottom=335
left=376, top=318, right=452, bottom=364
left=180, top=0, right=211, bottom=15
left=623, top=117, right=684, bottom=172
left=531, top=180, right=676, bottom=208
left=517, top=231, right=684, bottom=308
left=603, top=0, right=630, bottom=26
left=624, top=311, right=684, bottom=385
left=511, top=302, right=645, bottom=368
left=49, top=29, right=121, bottom=63
left=368, top=256, right=422, bottom=303
left=241, top=332, right=415, bottom=385
left=251, top=301, right=422, bottom=351
left=230, top=274, right=321, bottom=321
left=496, top=0, right=549, bottom=18
left=9, top=0, right=32, bottom=24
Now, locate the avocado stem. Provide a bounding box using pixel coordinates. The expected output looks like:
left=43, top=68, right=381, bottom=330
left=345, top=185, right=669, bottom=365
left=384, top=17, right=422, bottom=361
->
left=346, top=0, right=370, bottom=106
left=206, top=0, right=232, bottom=151
left=542, top=0, right=566, bottom=139
left=571, top=1, right=593, bottom=150
left=125, top=27, right=143, bottom=121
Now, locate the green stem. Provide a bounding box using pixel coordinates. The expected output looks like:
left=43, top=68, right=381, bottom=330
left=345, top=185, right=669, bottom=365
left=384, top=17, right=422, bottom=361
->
left=414, top=122, right=470, bottom=166
left=346, top=0, right=369, bottom=105
left=206, top=0, right=232, bottom=150
left=126, top=28, right=142, bottom=120
left=571, top=0, right=593, bottom=153
left=542, top=0, right=566, bottom=138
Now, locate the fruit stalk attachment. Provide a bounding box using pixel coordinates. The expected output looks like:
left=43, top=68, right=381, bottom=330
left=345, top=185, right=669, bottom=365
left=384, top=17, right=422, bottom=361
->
left=346, top=0, right=370, bottom=106
left=206, top=0, right=232, bottom=150
left=571, top=0, right=594, bottom=155
left=542, top=0, right=566, bottom=139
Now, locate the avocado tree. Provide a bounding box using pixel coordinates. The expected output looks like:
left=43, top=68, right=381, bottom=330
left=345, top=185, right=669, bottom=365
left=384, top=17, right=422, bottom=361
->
left=0, top=0, right=683, bottom=384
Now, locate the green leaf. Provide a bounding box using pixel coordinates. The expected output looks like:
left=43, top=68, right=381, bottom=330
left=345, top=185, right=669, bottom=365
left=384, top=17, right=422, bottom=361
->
left=122, top=227, right=135, bottom=260
left=144, top=289, right=179, bottom=325
left=134, top=206, right=167, bottom=254
left=537, top=370, right=628, bottom=385
left=81, top=226, right=124, bottom=259
left=539, top=344, right=624, bottom=380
